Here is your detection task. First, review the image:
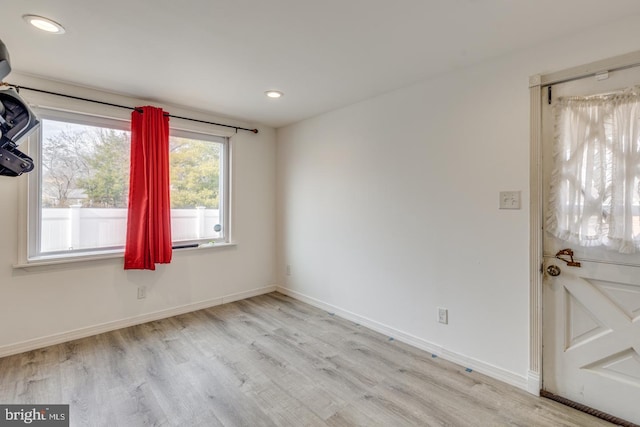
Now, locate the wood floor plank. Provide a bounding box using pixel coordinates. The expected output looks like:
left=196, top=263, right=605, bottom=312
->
left=0, top=292, right=614, bottom=426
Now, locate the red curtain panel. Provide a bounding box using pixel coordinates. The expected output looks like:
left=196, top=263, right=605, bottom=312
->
left=124, top=106, right=172, bottom=270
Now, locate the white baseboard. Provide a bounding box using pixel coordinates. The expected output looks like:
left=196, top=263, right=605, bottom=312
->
left=0, top=285, right=277, bottom=358
left=222, top=285, right=277, bottom=304
left=527, top=370, right=541, bottom=396
left=276, top=286, right=529, bottom=391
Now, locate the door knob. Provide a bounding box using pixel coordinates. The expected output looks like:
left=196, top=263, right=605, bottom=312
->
left=547, top=265, right=561, bottom=277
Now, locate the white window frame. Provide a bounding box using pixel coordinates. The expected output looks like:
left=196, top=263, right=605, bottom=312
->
left=23, top=107, right=230, bottom=263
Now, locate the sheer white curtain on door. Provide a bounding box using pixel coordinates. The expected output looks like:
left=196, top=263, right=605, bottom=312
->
left=546, top=88, right=640, bottom=254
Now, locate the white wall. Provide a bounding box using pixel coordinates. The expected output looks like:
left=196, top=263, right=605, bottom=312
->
left=0, top=74, right=276, bottom=355
left=276, top=14, right=640, bottom=386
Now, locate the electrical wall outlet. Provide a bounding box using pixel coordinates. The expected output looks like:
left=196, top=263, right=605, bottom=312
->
left=137, top=286, right=147, bottom=299
left=438, top=307, right=448, bottom=324
left=286, top=265, right=291, bottom=276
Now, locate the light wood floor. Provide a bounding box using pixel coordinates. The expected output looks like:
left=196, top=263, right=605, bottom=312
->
left=0, top=292, right=611, bottom=426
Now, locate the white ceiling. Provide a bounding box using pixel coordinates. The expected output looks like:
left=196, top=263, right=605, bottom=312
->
left=1, top=1, right=640, bottom=128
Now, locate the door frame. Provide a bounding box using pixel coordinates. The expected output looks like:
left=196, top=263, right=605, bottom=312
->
left=528, top=50, right=640, bottom=395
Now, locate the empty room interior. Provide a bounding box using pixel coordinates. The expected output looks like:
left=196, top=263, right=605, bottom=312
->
left=1, top=1, right=640, bottom=426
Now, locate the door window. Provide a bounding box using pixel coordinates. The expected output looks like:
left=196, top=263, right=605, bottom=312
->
left=546, top=89, right=640, bottom=253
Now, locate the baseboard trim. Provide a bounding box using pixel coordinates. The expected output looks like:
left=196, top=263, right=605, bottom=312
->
left=527, top=370, right=541, bottom=396
left=222, top=285, right=277, bottom=304
left=0, top=285, right=277, bottom=358
left=276, top=286, right=528, bottom=391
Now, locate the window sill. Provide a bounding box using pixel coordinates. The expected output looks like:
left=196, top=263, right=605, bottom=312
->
left=12, top=242, right=237, bottom=270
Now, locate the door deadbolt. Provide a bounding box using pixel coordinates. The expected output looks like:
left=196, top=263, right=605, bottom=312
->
left=547, top=265, right=561, bottom=277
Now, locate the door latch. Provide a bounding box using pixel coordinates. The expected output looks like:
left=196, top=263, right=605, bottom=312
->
left=555, top=249, right=581, bottom=267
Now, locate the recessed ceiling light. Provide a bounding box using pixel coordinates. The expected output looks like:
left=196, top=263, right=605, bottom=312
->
left=265, top=90, right=283, bottom=99
left=23, top=15, right=66, bottom=34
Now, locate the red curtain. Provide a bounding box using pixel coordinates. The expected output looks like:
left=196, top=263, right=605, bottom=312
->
left=124, top=106, right=172, bottom=270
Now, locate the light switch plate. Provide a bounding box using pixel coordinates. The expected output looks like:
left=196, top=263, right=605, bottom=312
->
left=499, top=191, right=521, bottom=210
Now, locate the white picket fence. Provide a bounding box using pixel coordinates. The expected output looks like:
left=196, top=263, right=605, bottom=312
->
left=41, top=206, right=220, bottom=252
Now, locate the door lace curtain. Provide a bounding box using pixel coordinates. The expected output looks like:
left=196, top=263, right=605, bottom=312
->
left=546, top=88, right=640, bottom=254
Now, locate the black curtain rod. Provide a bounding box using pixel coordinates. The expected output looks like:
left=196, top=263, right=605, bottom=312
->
left=1, top=82, right=259, bottom=134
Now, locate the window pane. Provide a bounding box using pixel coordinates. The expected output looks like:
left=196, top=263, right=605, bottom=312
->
left=40, top=119, right=130, bottom=253
left=169, top=136, right=223, bottom=242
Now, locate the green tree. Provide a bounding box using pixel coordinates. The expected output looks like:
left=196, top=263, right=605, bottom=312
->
left=42, top=123, right=219, bottom=209
left=77, top=129, right=130, bottom=207
left=169, top=137, right=220, bottom=208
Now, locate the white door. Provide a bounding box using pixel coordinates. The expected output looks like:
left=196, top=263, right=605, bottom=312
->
left=542, top=66, right=640, bottom=425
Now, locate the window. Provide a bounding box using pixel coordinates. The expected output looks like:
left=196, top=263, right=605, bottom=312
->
left=27, top=109, right=229, bottom=260
left=546, top=90, right=640, bottom=254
